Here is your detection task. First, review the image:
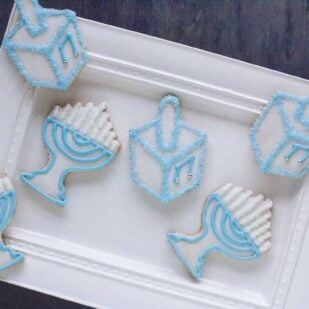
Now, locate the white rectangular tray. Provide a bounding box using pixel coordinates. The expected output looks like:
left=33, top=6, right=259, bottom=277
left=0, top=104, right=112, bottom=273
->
left=0, top=5, right=308, bottom=309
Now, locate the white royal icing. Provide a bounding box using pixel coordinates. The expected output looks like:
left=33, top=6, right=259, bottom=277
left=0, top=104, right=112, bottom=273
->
left=217, top=182, right=272, bottom=253
left=51, top=102, right=121, bottom=153
left=0, top=177, right=13, bottom=193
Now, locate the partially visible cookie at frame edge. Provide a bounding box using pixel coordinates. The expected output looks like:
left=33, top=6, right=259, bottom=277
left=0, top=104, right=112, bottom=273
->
left=167, top=183, right=272, bottom=279
left=249, top=91, right=309, bottom=178
left=129, top=94, right=207, bottom=204
left=0, top=177, right=24, bottom=270
left=3, top=0, right=88, bottom=90
left=20, top=102, right=121, bottom=206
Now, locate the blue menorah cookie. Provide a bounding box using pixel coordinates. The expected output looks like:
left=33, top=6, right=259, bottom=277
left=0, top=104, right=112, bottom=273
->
left=168, top=183, right=272, bottom=279
left=20, top=102, right=121, bottom=206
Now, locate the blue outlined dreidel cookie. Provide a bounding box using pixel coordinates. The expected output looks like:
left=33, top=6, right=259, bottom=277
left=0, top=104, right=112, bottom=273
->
left=129, top=95, right=207, bottom=204
left=167, top=183, right=272, bottom=279
left=0, top=177, right=24, bottom=270
left=249, top=91, right=309, bottom=178
left=3, top=0, right=88, bottom=90
left=20, top=102, right=121, bottom=206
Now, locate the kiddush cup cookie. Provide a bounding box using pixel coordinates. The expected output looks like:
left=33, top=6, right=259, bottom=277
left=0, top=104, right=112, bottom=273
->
left=0, top=177, right=24, bottom=270
left=3, top=0, right=88, bottom=90
left=20, top=102, right=121, bottom=206
left=129, top=95, right=207, bottom=204
left=249, top=91, right=309, bottom=178
left=167, top=183, right=272, bottom=279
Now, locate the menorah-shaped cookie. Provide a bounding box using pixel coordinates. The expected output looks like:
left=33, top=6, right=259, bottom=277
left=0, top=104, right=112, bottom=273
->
left=21, top=102, right=121, bottom=206
left=168, top=183, right=272, bottom=279
left=0, top=178, right=24, bottom=270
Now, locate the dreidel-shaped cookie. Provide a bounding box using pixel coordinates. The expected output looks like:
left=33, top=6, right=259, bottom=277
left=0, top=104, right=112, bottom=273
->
left=168, top=183, right=272, bottom=279
left=129, top=95, right=207, bottom=204
left=3, top=0, right=88, bottom=90
left=249, top=91, right=309, bottom=178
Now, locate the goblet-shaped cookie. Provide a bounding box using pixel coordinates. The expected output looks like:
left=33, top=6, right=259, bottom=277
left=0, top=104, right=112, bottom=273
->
left=168, top=183, right=272, bottom=279
left=21, top=102, right=120, bottom=206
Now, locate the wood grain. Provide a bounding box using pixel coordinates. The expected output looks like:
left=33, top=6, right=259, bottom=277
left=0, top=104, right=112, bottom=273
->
left=0, top=280, right=90, bottom=309
left=1, top=0, right=309, bottom=79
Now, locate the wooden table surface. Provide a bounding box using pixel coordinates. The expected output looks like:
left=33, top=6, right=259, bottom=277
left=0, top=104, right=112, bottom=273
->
left=0, top=0, right=308, bottom=308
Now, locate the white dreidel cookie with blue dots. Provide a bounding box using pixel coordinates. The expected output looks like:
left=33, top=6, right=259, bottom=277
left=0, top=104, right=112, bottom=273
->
left=3, top=0, right=88, bottom=90
left=249, top=91, right=309, bottom=178
left=129, top=95, right=207, bottom=204
left=0, top=177, right=24, bottom=270
left=20, top=102, right=121, bottom=206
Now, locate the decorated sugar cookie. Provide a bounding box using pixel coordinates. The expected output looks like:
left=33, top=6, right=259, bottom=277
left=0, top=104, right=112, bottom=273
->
left=20, top=102, right=121, bottom=206
left=249, top=91, right=309, bottom=178
left=3, top=0, right=88, bottom=90
left=167, top=183, right=272, bottom=279
left=129, top=95, right=207, bottom=204
left=0, top=178, right=24, bottom=270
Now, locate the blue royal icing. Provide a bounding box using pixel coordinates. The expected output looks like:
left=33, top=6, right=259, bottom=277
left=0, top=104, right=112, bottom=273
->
left=3, top=0, right=88, bottom=90
left=249, top=91, right=309, bottom=178
left=0, top=187, right=24, bottom=271
left=58, top=32, right=79, bottom=65
left=173, top=155, right=195, bottom=184
left=156, top=95, right=181, bottom=152
left=14, top=0, right=46, bottom=36
left=20, top=116, right=117, bottom=206
left=295, top=97, right=309, bottom=127
left=129, top=95, right=207, bottom=204
left=167, top=192, right=260, bottom=279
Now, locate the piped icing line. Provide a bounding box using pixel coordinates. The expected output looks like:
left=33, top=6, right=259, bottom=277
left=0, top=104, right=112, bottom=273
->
left=14, top=0, right=46, bottom=36
left=129, top=95, right=207, bottom=204
left=156, top=95, right=181, bottom=152
left=249, top=91, right=309, bottom=178
left=0, top=178, right=25, bottom=271
left=20, top=102, right=121, bottom=206
left=295, top=97, right=309, bottom=127
left=167, top=183, right=272, bottom=279
left=3, top=1, right=88, bottom=90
